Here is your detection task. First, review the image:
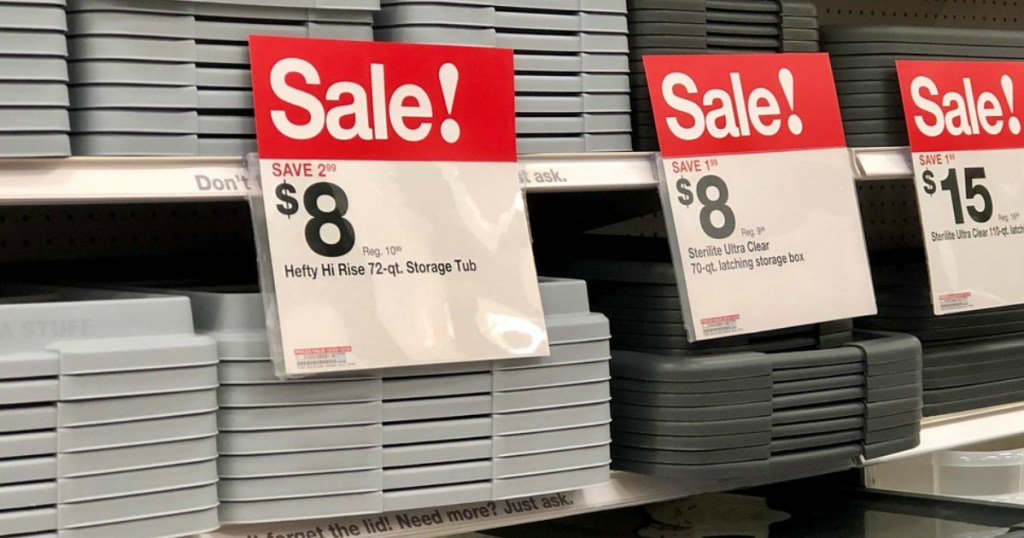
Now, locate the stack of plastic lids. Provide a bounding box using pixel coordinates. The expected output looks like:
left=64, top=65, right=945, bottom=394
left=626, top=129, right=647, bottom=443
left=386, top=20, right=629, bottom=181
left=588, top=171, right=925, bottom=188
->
left=629, top=0, right=819, bottom=151
left=190, top=0, right=377, bottom=156
left=490, top=277, right=612, bottom=500
left=545, top=237, right=922, bottom=479
left=61, top=0, right=380, bottom=157
left=152, top=279, right=609, bottom=522
left=858, top=260, right=1024, bottom=416
left=381, top=361, right=494, bottom=511
left=578, top=0, right=632, bottom=152
left=65, top=0, right=199, bottom=155
left=174, top=289, right=383, bottom=525
left=192, top=3, right=305, bottom=157
left=497, top=1, right=586, bottom=153
left=374, top=1, right=631, bottom=153
left=305, top=3, right=376, bottom=41
left=374, top=0, right=495, bottom=46
left=822, top=26, right=1024, bottom=148
left=0, top=287, right=219, bottom=538
left=0, top=0, right=70, bottom=157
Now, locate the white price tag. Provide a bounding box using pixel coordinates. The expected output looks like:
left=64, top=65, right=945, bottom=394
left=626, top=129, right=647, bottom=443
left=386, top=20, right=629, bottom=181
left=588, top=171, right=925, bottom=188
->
left=644, top=53, right=877, bottom=340
left=898, top=60, right=1024, bottom=314
left=248, top=37, right=548, bottom=374
left=658, top=150, right=876, bottom=339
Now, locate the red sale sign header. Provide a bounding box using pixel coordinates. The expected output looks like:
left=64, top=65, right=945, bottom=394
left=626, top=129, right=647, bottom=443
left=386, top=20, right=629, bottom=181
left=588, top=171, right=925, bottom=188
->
left=249, top=36, right=516, bottom=162
left=897, top=60, right=1024, bottom=153
left=643, top=53, right=846, bottom=158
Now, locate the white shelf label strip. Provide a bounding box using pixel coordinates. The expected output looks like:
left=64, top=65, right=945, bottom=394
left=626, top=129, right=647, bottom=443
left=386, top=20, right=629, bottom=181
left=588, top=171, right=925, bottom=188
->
left=0, top=158, right=251, bottom=202
left=850, top=147, right=913, bottom=180
left=518, top=152, right=657, bottom=191
left=197, top=472, right=733, bottom=538
left=0, top=150, right=914, bottom=202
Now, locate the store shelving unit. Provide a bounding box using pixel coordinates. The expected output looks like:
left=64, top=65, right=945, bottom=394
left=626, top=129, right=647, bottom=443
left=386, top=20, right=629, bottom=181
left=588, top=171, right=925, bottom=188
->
left=0, top=147, right=1017, bottom=536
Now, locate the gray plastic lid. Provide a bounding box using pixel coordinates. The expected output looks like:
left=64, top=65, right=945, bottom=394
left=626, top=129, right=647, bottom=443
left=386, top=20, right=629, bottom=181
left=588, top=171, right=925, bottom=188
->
left=611, top=350, right=769, bottom=381
left=220, top=447, right=380, bottom=478
left=0, top=404, right=56, bottom=434
left=57, top=483, right=219, bottom=531
left=493, top=360, right=610, bottom=391
left=58, top=459, right=218, bottom=504
left=58, top=435, right=217, bottom=478
left=0, top=351, right=60, bottom=380
left=57, top=506, right=220, bottom=538
left=547, top=313, right=610, bottom=344
left=495, top=444, right=610, bottom=479
left=217, top=492, right=383, bottom=525
left=383, top=483, right=490, bottom=512
left=538, top=277, right=591, bottom=316
left=383, top=439, right=491, bottom=468
left=58, top=412, right=218, bottom=453
left=219, top=469, right=382, bottom=501
left=495, top=381, right=610, bottom=413
left=58, top=388, right=217, bottom=428
left=495, top=423, right=610, bottom=457
left=493, top=463, right=609, bottom=500
left=218, top=401, right=382, bottom=431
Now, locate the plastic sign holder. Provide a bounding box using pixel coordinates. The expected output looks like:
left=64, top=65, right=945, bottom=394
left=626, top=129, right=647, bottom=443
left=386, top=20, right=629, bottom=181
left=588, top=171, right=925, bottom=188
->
left=247, top=36, right=548, bottom=376
left=897, top=60, right=1024, bottom=315
left=643, top=53, right=877, bottom=341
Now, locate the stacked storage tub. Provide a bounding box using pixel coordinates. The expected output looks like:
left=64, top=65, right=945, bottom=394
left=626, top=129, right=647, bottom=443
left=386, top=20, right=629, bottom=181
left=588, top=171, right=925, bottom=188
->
left=491, top=280, right=612, bottom=500
left=0, top=0, right=70, bottom=157
left=0, top=288, right=220, bottom=538
left=63, top=0, right=379, bottom=156
left=187, top=290, right=383, bottom=524
left=628, top=0, right=820, bottom=151
left=546, top=237, right=924, bottom=480
left=143, top=277, right=609, bottom=523
left=192, top=3, right=305, bottom=157
left=858, top=261, right=1024, bottom=416
left=66, top=0, right=200, bottom=155
left=374, top=0, right=632, bottom=153
left=580, top=0, right=632, bottom=152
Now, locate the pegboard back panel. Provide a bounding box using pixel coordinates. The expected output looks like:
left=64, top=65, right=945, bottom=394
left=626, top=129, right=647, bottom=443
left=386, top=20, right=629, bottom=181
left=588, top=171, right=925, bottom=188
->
left=857, top=179, right=923, bottom=252
left=814, top=0, right=1024, bottom=29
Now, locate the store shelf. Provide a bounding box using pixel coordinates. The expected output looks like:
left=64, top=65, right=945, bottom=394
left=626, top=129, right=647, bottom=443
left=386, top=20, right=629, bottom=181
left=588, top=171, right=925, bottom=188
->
left=195, top=471, right=751, bottom=538
left=0, top=157, right=250, bottom=204
left=863, top=402, right=1024, bottom=465
left=850, top=146, right=914, bottom=181
left=0, top=153, right=658, bottom=204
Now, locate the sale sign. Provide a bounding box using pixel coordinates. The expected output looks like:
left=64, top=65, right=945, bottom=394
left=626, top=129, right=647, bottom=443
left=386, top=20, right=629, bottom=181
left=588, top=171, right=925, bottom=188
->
left=644, top=53, right=876, bottom=340
left=898, top=60, right=1024, bottom=314
left=249, top=36, right=548, bottom=375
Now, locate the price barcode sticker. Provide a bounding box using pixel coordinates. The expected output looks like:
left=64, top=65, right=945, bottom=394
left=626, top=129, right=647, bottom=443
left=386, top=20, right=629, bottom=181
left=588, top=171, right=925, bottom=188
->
left=248, top=37, right=548, bottom=375
left=898, top=60, right=1024, bottom=314
left=644, top=53, right=877, bottom=340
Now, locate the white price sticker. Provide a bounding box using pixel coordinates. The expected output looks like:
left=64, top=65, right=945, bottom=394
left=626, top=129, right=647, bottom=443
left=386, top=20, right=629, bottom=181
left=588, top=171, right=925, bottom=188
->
left=658, top=150, right=877, bottom=339
left=898, top=59, right=1024, bottom=314
left=644, top=53, right=877, bottom=340
left=248, top=37, right=548, bottom=374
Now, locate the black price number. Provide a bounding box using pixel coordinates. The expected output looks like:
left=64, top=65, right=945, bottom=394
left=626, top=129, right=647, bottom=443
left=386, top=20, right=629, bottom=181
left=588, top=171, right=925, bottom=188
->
left=676, top=174, right=736, bottom=239
left=276, top=181, right=356, bottom=257
left=921, top=167, right=993, bottom=225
